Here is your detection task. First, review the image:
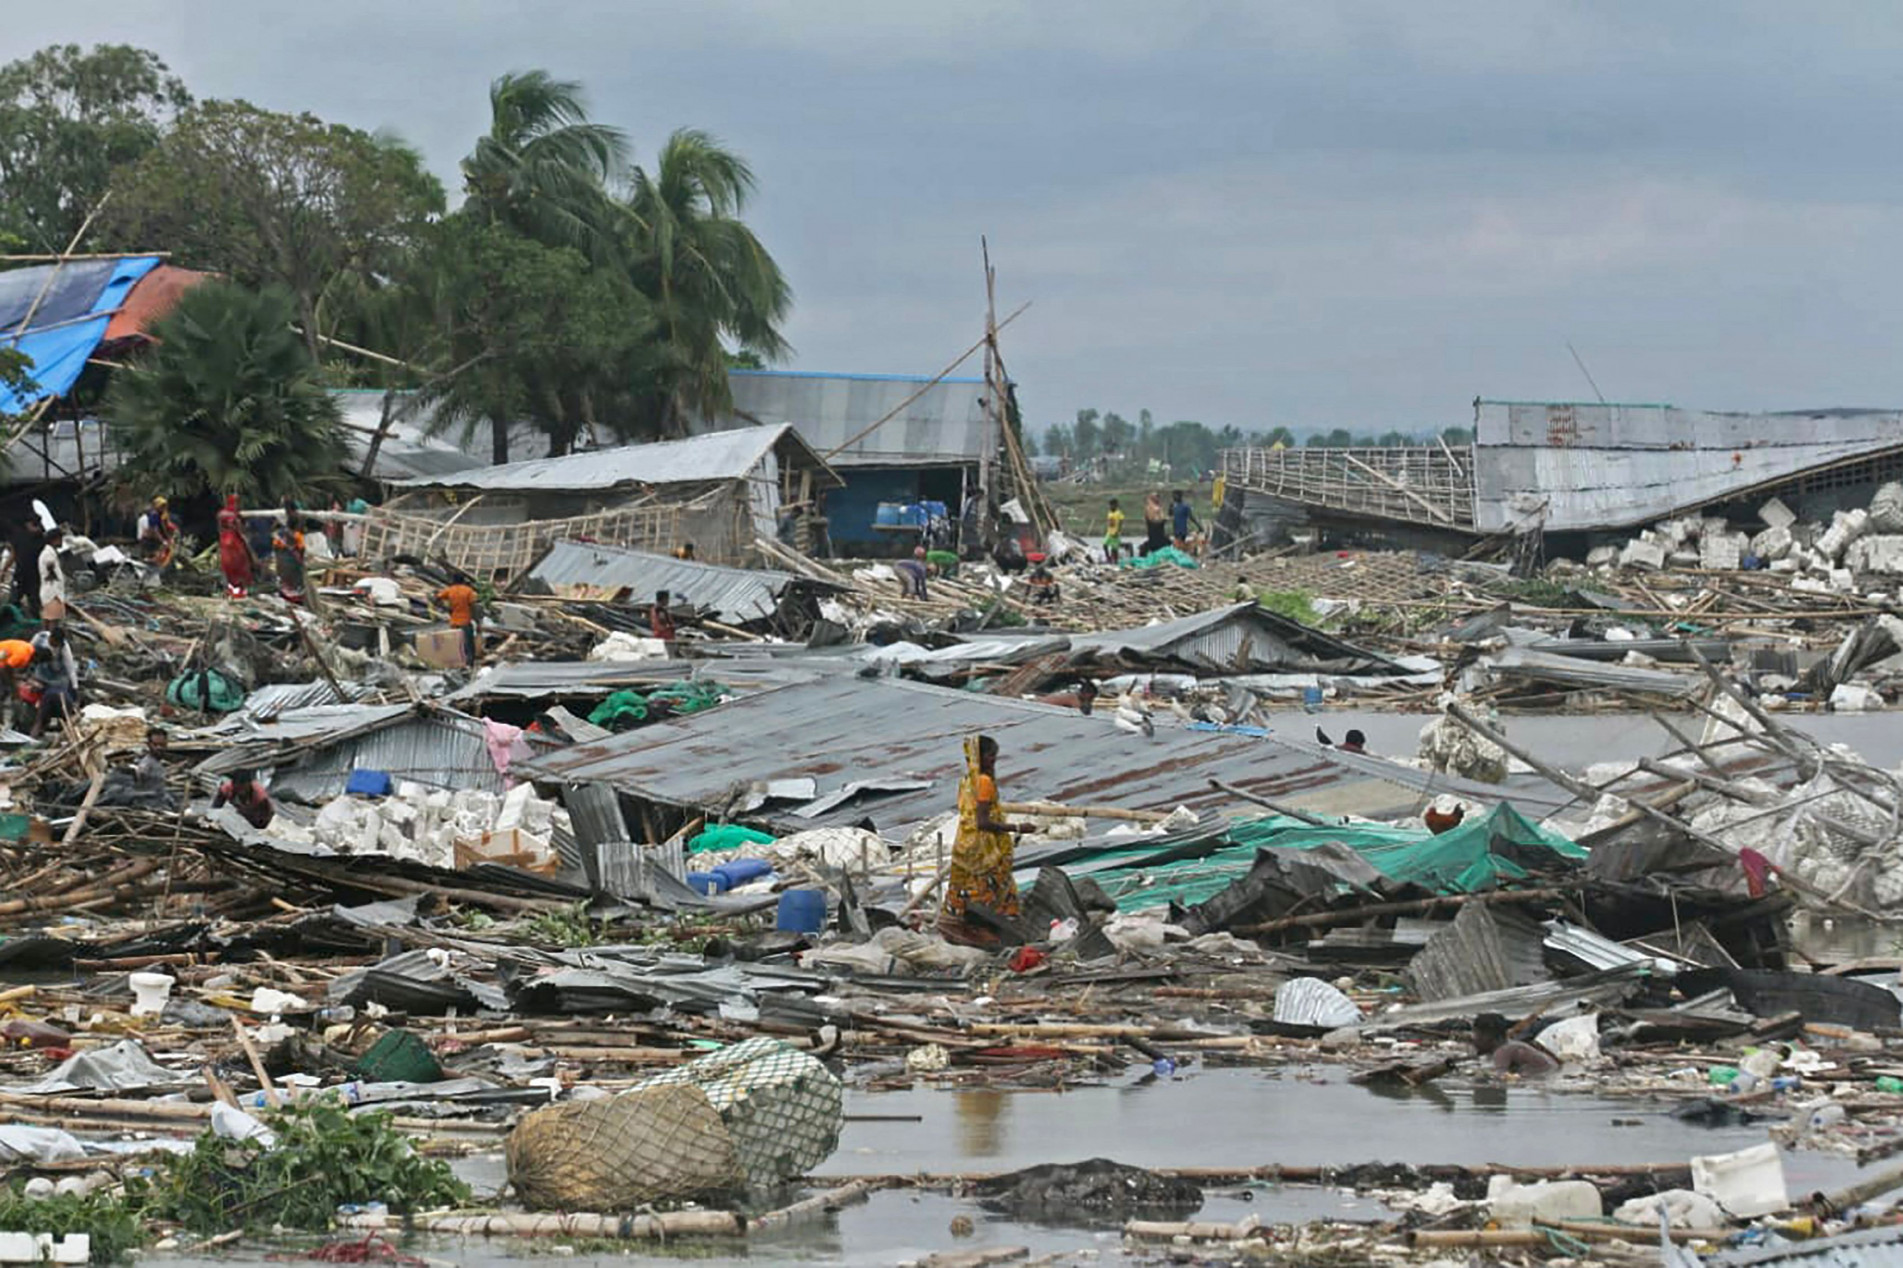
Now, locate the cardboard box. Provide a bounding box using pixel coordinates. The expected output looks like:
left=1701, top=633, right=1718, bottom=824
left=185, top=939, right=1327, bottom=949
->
left=412, top=627, right=467, bottom=669
left=454, top=829, right=557, bottom=875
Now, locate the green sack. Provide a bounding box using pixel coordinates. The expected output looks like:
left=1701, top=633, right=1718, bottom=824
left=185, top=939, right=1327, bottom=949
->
left=588, top=689, right=649, bottom=728
left=688, top=824, right=775, bottom=854
left=165, top=668, right=246, bottom=713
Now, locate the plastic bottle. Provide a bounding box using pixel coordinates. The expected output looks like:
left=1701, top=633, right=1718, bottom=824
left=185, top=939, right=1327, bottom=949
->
left=1152, top=1058, right=1176, bottom=1077
left=1727, top=1071, right=1761, bottom=1095
left=1771, top=1076, right=1802, bottom=1092
left=1740, top=1049, right=1780, bottom=1080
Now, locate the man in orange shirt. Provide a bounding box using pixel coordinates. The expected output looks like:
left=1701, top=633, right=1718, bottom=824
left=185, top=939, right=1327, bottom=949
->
left=436, top=580, right=481, bottom=666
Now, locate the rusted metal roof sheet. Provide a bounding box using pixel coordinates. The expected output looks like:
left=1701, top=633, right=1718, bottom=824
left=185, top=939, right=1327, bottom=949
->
left=518, top=675, right=1566, bottom=834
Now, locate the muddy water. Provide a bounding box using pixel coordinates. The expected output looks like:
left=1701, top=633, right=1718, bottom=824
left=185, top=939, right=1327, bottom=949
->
left=147, top=1067, right=1867, bottom=1267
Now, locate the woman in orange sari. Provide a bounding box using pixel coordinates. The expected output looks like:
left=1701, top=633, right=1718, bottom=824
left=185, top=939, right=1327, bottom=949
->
left=938, top=735, right=1031, bottom=946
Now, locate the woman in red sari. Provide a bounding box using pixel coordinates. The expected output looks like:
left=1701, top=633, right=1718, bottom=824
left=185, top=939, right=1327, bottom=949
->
left=216, top=495, right=254, bottom=599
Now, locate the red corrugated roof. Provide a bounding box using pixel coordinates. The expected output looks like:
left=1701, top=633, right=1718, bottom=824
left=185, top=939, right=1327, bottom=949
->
left=102, top=264, right=214, bottom=342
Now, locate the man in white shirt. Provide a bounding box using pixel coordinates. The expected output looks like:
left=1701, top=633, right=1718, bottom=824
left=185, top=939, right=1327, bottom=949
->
left=37, top=528, right=65, bottom=624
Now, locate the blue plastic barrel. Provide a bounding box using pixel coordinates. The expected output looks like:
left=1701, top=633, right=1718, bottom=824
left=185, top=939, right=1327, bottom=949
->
left=712, top=858, right=774, bottom=889
left=686, top=871, right=729, bottom=896
left=1302, top=686, right=1324, bottom=713
left=874, top=503, right=901, bottom=527
left=776, top=889, right=826, bottom=934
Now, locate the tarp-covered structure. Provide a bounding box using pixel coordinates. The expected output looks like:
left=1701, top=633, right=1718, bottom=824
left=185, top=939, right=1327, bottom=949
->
left=1077, top=803, right=1584, bottom=913
left=0, top=258, right=210, bottom=415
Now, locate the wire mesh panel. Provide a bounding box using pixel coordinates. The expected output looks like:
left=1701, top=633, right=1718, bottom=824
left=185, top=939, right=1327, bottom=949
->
left=506, top=1083, right=741, bottom=1210
left=632, top=1038, right=843, bottom=1191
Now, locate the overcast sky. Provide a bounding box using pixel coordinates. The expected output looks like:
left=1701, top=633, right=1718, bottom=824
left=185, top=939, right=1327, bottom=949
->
left=9, top=2, right=1903, bottom=435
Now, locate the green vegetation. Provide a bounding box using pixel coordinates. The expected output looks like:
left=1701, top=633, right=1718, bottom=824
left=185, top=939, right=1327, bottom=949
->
left=523, top=899, right=607, bottom=947
left=140, top=1099, right=470, bottom=1235
left=1486, top=576, right=1577, bottom=608
left=104, top=281, right=347, bottom=503
left=0, top=44, right=190, bottom=253
left=0, top=1184, right=143, bottom=1264
left=1254, top=588, right=1320, bottom=625
left=0, top=40, right=793, bottom=479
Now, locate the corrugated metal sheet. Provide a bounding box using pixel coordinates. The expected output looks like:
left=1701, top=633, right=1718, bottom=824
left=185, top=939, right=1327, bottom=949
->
left=1473, top=400, right=1903, bottom=533
left=1072, top=603, right=1402, bottom=674
left=448, top=660, right=696, bottom=703
left=1488, top=646, right=1698, bottom=696
left=240, top=679, right=373, bottom=718
left=330, top=388, right=552, bottom=468
left=518, top=675, right=1568, bottom=835
left=704, top=370, right=989, bottom=468
left=528, top=540, right=810, bottom=623
left=269, top=711, right=510, bottom=801
left=396, top=423, right=838, bottom=493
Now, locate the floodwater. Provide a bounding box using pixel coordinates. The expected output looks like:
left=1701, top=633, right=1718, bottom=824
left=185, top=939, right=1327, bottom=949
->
left=113, top=708, right=1903, bottom=1263
left=144, top=1067, right=1867, bottom=1267
left=1295, top=707, right=1903, bottom=775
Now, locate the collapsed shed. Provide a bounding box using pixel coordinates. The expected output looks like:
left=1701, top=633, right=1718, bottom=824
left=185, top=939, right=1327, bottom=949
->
left=361, top=425, right=842, bottom=580
left=524, top=539, right=845, bottom=634
left=519, top=674, right=1568, bottom=843
left=1069, top=602, right=1405, bottom=676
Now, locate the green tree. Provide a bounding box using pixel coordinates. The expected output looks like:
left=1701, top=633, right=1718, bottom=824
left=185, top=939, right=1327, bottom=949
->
left=416, top=218, right=658, bottom=462
left=1072, top=409, right=1101, bottom=461
left=0, top=44, right=190, bottom=253
left=1136, top=407, right=1155, bottom=458
left=461, top=70, right=627, bottom=259
left=103, top=100, right=444, bottom=357
left=1442, top=425, right=1474, bottom=445
left=1376, top=429, right=1411, bottom=447
left=1306, top=428, right=1355, bottom=448
left=105, top=281, right=346, bottom=503
left=624, top=129, right=792, bottom=434
left=1043, top=421, right=1074, bottom=459
left=1100, top=411, right=1133, bottom=456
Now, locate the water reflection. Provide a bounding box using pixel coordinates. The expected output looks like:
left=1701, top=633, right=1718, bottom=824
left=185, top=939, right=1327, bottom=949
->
left=954, top=1088, right=1009, bottom=1156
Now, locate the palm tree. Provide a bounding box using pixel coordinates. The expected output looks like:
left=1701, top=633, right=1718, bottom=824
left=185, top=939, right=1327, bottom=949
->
left=461, top=70, right=627, bottom=259
left=625, top=129, right=791, bottom=434
left=105, top=281, right=345, bottom=504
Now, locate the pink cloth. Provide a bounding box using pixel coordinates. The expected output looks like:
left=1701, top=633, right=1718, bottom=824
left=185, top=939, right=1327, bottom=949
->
left=482, top=719, right=530, bottom=788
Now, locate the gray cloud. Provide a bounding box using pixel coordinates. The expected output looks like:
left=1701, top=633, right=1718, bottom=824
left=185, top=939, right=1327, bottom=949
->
left=7, top=2, right=1903, bottom=433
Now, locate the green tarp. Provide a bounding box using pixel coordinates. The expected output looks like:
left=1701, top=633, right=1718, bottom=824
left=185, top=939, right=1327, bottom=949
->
left=1096, top=803, right=1584, bottom=911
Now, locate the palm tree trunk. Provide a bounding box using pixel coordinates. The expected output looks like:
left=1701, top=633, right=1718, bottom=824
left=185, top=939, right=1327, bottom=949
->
left=490, top=413, right=510, bottom=465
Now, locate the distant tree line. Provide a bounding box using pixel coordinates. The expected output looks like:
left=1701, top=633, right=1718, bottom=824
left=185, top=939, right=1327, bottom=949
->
left=1037, top=408, right=1474, bottom=473
left=0, top=43, right=792, bottom=501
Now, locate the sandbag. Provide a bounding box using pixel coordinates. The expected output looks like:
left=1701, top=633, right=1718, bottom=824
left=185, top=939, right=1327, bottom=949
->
left=506, top=1082, right=740, bottom=1210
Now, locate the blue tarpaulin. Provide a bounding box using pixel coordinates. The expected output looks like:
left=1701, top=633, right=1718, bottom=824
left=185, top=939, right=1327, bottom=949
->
left=0, top=257, right=161, bottom=413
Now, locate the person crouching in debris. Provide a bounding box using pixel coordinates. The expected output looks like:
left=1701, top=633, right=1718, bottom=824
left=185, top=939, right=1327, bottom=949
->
left=27, top=626, right=78, bottom=739
left=137, top=496, right=177, bottom=568
left=217, top=495, right=255, bottom=599
left=1026, top=564, right=1059, bottom=607
left=212, top=769, right=275, bottom=830
left=649, top=589, right=677, bottom=641
left=272, top=504, right=306, bottom=605
left=939, top=735, right=1034, bottom=947
left=1472, top=1013, right=1560, bottom=1075
left=1424, top=795, right=1466, bottom=835
left=436, top=576, right=482, bottom=666
left=895, top=548, right=931, bottom=600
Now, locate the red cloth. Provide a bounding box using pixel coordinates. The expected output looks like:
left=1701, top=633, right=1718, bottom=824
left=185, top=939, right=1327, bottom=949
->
left=1740, top=847, right=1775, bottom=898
left=1008, top=946, right=1047, bottom=973
left=216, top=504, right=252, bottom=592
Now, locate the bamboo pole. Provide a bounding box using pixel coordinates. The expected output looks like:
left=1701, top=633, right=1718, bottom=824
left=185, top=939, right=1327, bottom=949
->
left=338, top=1209, right=743, bottom=1239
